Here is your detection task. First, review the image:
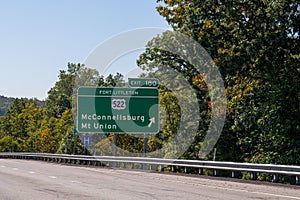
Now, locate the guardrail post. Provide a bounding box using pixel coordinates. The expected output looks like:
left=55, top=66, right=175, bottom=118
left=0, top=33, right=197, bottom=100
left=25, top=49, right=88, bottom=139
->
left=296, top=176, right=300, bottom=185
left=214, top=169, right=219, bottom=176
left=251, top=172, right=257, bottom=180
left=199, top=168, right=204, bottom=175
left=122, top=162, right=126, bottom=169
left=185, top=167, right=190, bottom=174
left=232, top=171, right=238, bottom=178
left=171, top=166, right=176, bottom=173
left=273, top=174, right=279, bottom=183
left=159, top=165, right=164, bottom=172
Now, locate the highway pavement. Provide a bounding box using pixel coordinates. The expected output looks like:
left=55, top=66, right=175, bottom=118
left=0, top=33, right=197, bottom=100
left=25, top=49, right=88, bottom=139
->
left=0, top=159, right=300, bottom=200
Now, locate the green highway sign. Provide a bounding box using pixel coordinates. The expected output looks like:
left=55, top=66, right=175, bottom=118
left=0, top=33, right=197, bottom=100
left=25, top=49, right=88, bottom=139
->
left=128, top=78, right=159, bottom=88
left=77, top=87, right=159, bottom=134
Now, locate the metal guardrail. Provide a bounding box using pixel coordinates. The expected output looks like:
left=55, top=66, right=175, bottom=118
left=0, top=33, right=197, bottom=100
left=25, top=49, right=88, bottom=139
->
left=0, top=152, right=299, bottom=185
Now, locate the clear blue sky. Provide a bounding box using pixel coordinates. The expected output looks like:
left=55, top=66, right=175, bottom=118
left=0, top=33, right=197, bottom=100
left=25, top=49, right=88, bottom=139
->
left=0, top=0, right=170, bottom=100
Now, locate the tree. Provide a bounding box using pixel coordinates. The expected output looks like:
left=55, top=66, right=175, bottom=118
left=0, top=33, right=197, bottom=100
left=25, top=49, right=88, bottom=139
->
left=0, top=99, right=43, bottom=152
left=137, top=0, right=300, bottom=163
left=44, top=63, right=83, bottom=118
left=0, top=62, right=127, bottom=154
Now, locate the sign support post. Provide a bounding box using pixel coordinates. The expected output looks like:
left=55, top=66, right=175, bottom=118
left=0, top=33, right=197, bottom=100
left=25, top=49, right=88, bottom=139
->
left=143, top=134, right=148, bottom=157
left=73, top=128, right=77, bottom=155
left=113, top=133, right=117, bottom=156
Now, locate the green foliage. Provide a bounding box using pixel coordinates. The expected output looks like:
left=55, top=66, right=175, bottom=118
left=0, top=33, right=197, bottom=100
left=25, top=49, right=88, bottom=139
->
left=0, top=99, right=43, bottom=152
left=137, top=29, right=214, bottom=158
left=44, top=63, right=82, bottom=118
left=1, top=2, right=299, bottom=185
left=136, top=0, right=300, bottom=167
left=0, top=63, right=126, bottom=155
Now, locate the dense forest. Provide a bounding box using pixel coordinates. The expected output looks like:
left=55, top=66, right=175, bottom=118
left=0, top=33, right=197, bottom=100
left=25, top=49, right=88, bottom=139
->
left=0, top=0, right=299, bottom=182
left=137, top=0, right=299, bottom=165
left=0, top=63, right=126, bottom=155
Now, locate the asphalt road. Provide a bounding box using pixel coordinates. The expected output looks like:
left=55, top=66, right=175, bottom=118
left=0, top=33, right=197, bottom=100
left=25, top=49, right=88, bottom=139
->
left=0, top=159, right=299, bottom=200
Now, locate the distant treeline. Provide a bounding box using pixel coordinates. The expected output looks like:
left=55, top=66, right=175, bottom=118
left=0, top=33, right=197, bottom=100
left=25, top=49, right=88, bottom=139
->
left=0, top=95, right=43, bottom=116
left=0, top=95, right=14, bottom=116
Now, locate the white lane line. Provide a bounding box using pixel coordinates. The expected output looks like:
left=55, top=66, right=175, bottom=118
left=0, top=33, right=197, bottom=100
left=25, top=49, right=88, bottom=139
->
left=175, top=180, right=300, bottom=200
left=251, top=191, right=300, bottom=200
left=54, top=166, right=300, bottom=199
left=142, top=173, right=300, bottom=200
left=12, top=168, right=18, bottom=170
left=70, top=180, right=82, bottom=184
left=28, top=171, right=35, bottom=174
left=48, top=176, right=57, bottom=179
left=1, top=165, right=6, bottom=168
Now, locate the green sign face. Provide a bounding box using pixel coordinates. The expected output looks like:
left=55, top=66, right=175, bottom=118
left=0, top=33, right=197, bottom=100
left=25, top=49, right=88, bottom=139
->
left=128, top=78, right=159, bottom=88
left=77, top=87, right=159, bottom=134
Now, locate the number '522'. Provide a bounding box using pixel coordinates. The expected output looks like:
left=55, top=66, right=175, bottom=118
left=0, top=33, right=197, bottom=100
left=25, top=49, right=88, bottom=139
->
left=111, top=99, right=126, bottom=110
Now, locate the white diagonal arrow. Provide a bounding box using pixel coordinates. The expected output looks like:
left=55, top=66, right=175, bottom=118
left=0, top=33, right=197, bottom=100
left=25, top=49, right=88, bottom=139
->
left=148, top=117, right=155, bottom=128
